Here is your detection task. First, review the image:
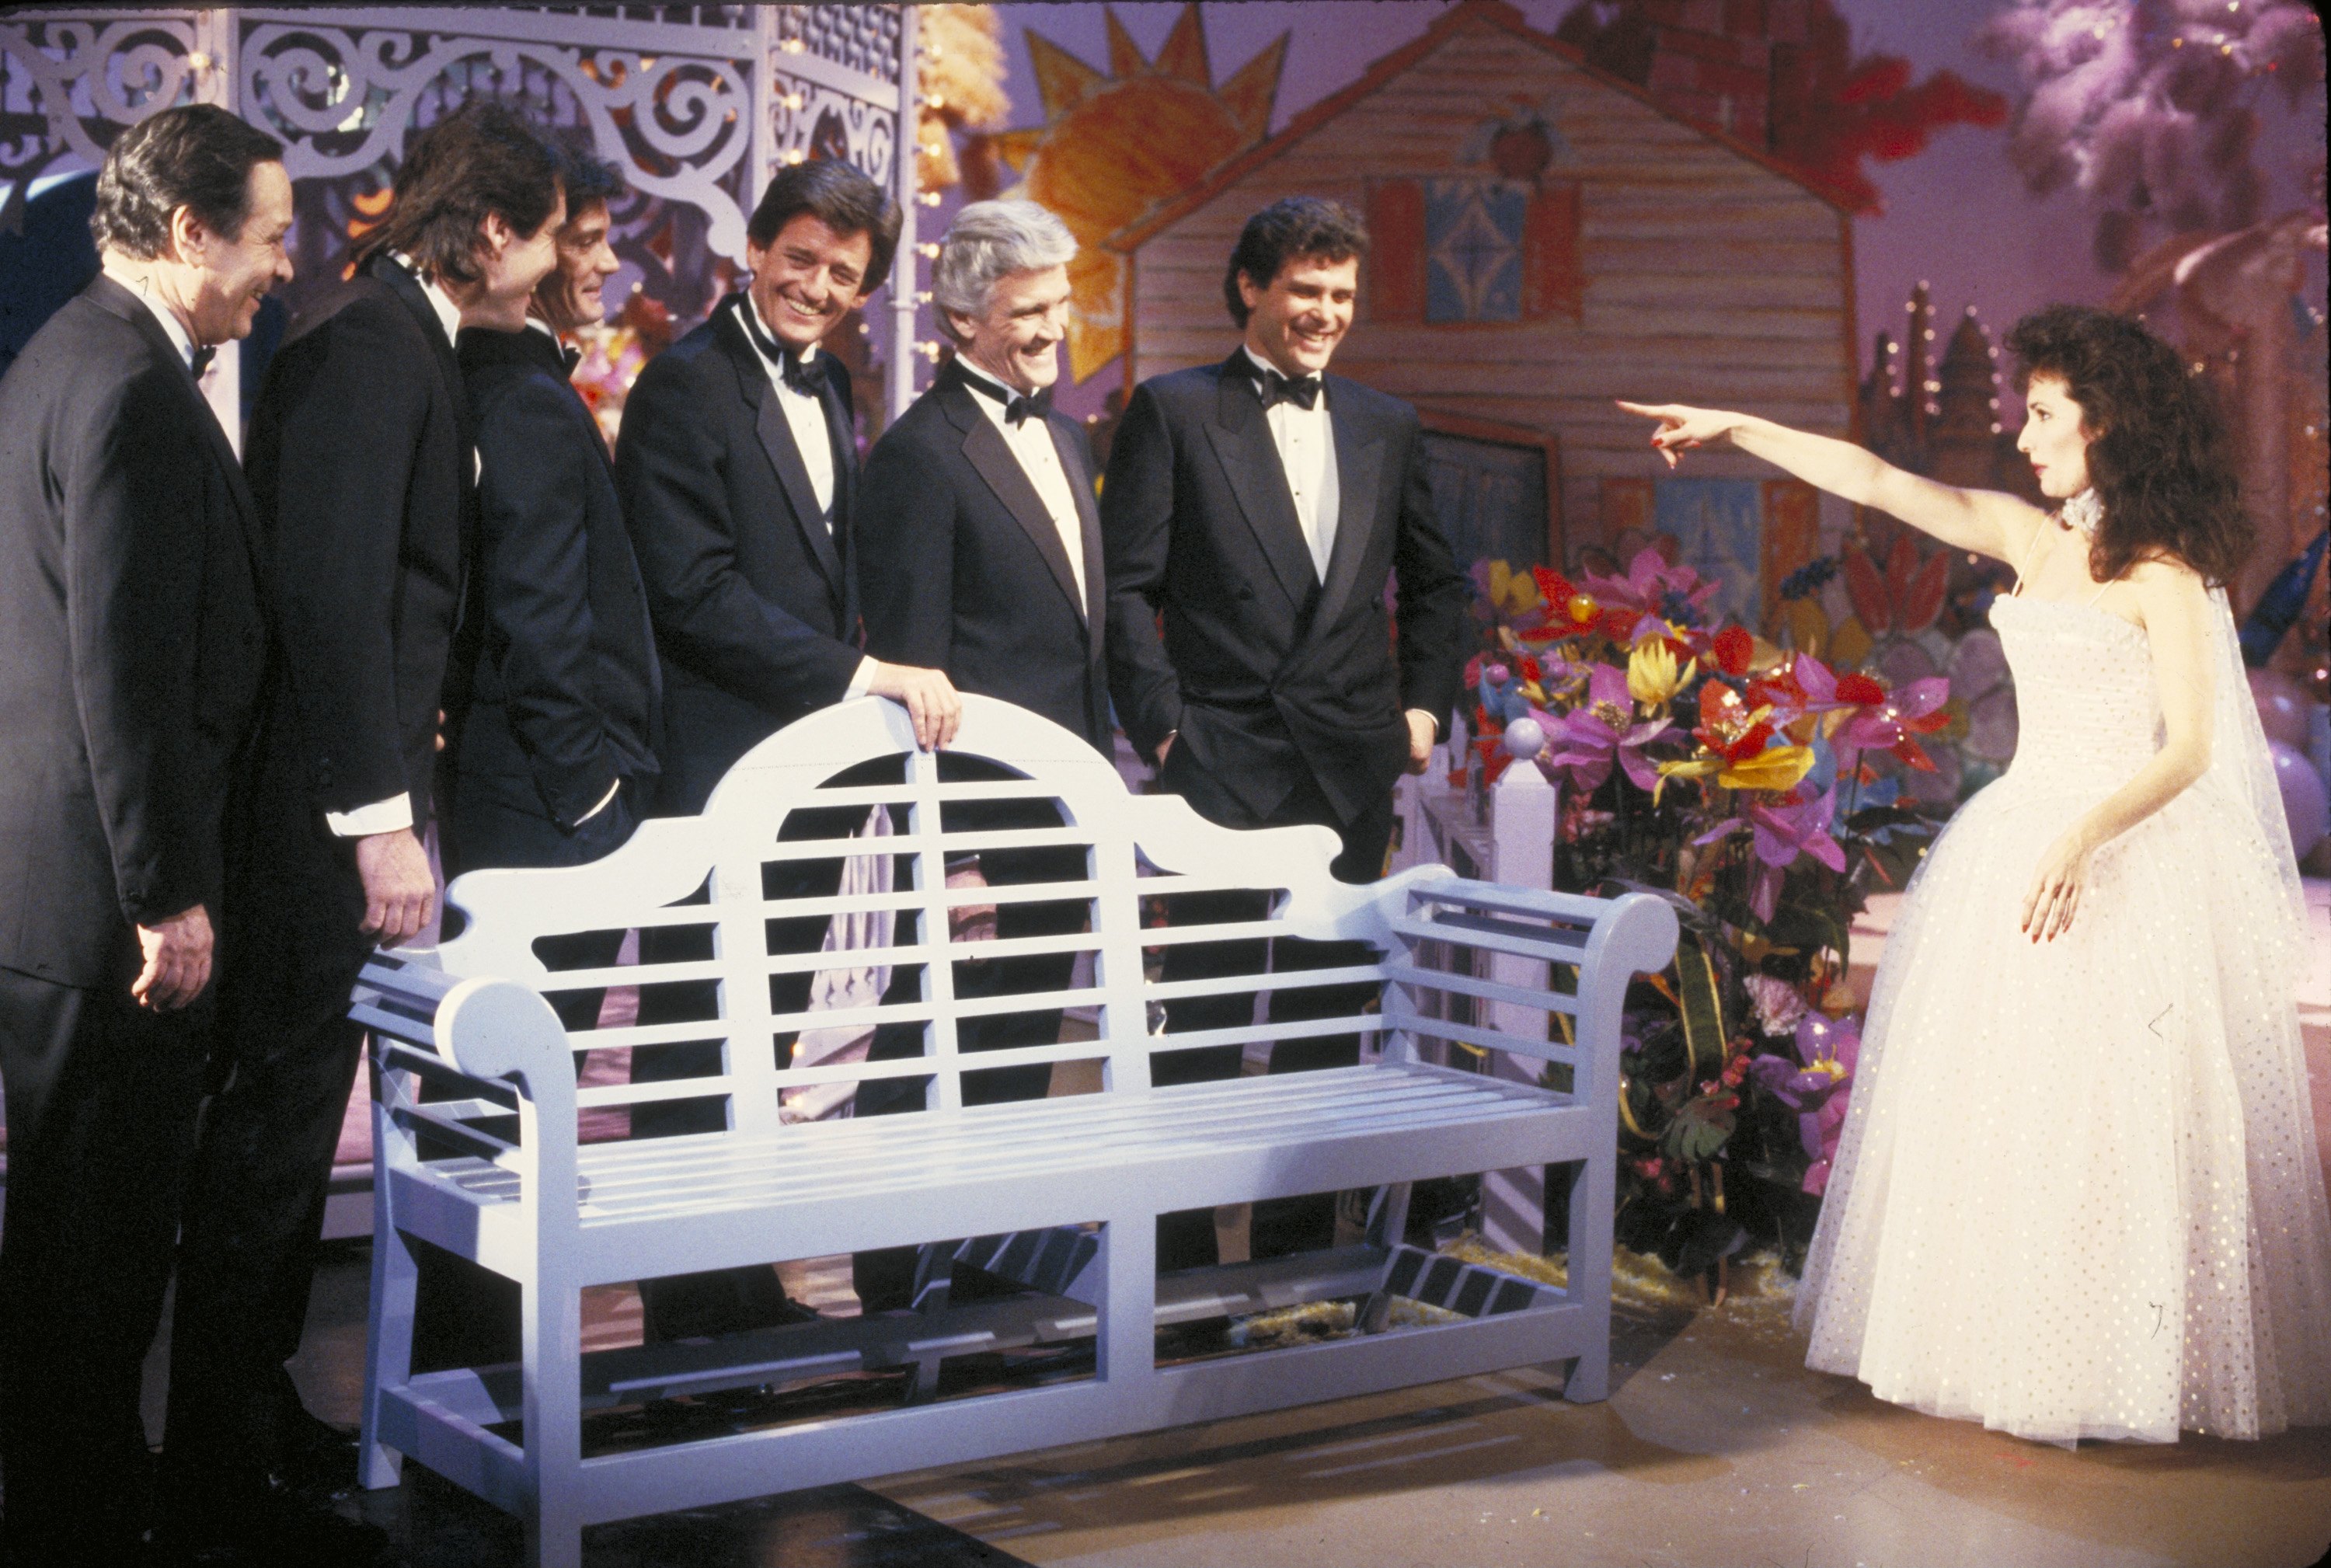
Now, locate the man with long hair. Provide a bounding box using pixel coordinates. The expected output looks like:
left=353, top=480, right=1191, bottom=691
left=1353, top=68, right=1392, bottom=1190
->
left=161, top=98, right=565, bottom=1563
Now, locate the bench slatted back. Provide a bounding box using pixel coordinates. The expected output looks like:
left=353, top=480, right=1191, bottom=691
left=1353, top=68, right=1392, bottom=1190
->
left=434, top=699, right=1641, bottom=1137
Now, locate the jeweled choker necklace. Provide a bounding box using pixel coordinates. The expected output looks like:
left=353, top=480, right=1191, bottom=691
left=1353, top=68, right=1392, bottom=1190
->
left=2061, top=489, right=2103, bottom=539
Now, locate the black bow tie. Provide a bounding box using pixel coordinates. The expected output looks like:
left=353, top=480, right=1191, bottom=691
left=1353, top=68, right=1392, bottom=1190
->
left=734, top=294, right=826, bottom=396
left=189, top=343, right=215, bottom=378
left=560, top=343, right=582, bottom=378
left=1256, top=367, right=1321, bottom=411
left=962, top=370, right=1052, bottom=427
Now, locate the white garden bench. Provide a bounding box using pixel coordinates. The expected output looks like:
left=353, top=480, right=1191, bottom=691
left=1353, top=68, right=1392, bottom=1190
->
left=350, top=695, right=1678, bottom=1567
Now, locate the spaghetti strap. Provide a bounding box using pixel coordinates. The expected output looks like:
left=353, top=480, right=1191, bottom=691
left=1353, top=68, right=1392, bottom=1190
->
left=2009, top=514, right=2047, bottom=598
left=2085, top=576, right=2117, bottom=608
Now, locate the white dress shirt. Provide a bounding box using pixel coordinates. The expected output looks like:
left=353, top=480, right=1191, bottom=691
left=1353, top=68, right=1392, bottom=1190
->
left=742, top=294, right=837, bottom=522
left=737, top=294, right=873, bottom=698
left=956, top=360, right=1088, bottom=610
left=1244, top=346, right=1339, bottom=580
left=325, top=257, right=473, bottom=839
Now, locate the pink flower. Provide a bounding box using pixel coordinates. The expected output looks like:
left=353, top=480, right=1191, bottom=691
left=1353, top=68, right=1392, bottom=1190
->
left=1580, top=546, right=1722, bottom=641
left=1702, top=786, right=1845, bottom=921
left=1832, top=675, right=1952, bottom=775
left=1540, top=663, right=1675, bottom=793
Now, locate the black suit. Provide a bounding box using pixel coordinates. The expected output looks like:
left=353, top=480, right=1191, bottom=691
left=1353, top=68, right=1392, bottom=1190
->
left=848, top=363, right=1110, bottom=1307
left=1103, top=350, right=1465, bottom=1265
left=0, top=275, right=265, bottom=1563
left=615, top=294, right=864, bottom=1337
left=618, top=292, right=861, bottom=817
left=443, top=322, right=657, bottom=888
left=165, top=253, right=472, bottom=1492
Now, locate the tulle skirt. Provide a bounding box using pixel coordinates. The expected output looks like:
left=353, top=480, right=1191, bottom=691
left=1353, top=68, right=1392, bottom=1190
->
left=1796, top=762, right=2331, bottom=1444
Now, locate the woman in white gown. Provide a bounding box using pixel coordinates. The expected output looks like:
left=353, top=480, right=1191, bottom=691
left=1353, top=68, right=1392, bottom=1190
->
left=1619, top=305, right=2331, bottom=1444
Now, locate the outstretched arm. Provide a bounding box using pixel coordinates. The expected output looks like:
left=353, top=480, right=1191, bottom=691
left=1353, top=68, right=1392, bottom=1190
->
left=1615, top=400, right=2047, bottom=564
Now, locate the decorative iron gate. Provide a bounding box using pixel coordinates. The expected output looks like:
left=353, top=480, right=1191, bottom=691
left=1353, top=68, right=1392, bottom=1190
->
left=0, top=4, right=919, bottom=437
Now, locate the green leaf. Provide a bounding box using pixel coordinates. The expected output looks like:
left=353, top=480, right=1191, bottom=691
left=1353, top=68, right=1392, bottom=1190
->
left=1674, top=931, right=1727, bottom=1086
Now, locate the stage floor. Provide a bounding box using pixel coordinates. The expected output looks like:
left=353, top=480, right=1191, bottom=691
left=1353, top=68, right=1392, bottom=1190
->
left=126, top=880, right=2331, bottom=1567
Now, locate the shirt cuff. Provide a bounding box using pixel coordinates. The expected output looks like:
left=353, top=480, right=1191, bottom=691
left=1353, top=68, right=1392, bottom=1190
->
left=845, top=657, right=876, bottom=700
left=573, top=777, right=623, bottom=826
left=325, top=793, right=413, bottom=838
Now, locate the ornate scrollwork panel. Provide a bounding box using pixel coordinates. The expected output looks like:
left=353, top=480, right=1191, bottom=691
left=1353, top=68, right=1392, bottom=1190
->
left=0, top=12, right=207, bottom=185
left=238, top=16, right=756, bottom=263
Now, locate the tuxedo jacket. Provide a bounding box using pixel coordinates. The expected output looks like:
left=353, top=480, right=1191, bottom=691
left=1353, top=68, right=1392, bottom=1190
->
left=0, top=275, right=266, bottom=988
left=618, top=294, right=862, bottom=815
left=242, top=253, right=470, bottom=831
left=444, top=324, right=658, bottom=866
left=1102, top=351, right=1467, bottom=827
left=856, top=361, right=1110, bottom=753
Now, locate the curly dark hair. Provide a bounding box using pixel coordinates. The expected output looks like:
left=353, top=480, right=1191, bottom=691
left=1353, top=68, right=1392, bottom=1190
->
left=2006, top=305, right=2251, bottom=589
left=1223, top=197, right=1368, bottom=326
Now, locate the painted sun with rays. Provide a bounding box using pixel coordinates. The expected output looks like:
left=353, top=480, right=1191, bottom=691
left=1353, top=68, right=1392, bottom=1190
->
left=989, top=4, right=1286, bottom=383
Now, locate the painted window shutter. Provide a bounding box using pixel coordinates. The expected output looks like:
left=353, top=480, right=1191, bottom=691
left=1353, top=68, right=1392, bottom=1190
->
left=1522, top=182, right=1583, bottom=320
left=1368, top=179, right=1426, bottom=322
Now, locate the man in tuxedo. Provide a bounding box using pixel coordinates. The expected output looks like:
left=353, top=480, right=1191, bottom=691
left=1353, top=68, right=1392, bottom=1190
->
left=1103, top=197, right=1467, bottom=1267
left=443, top=144, right=656, bottom=926
left=617, top=159, right=954, bottom=1339
left=852, top=199, right=1104, bottom=1309
left=0, top=105, right=287, bottom=1568
left=161, top=99, right=566, bottom=1561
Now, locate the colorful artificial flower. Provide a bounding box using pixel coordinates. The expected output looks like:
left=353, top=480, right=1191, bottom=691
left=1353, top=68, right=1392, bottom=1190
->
left=1831, top=675, right=1953, bottom=773
left=1580, top=547, right=1721, bottom=642
left=1747, top=1011, right=1862, bottom=1194
left=1625, top=639, right=1695, bottom=716
left=1694, top=782, right=1844, bottom=920
left=1541, top=662, right=1676, bottom=793
left=1655, top=681, right=1817, bottom=801
left=1742, top=973, right=1810, bottom=1037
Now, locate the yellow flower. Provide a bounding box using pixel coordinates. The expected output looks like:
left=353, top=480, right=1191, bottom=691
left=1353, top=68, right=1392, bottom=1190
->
left=1627, top=641, right=1695, bottom=715
left=1719, top=743, right=1816, bottom=794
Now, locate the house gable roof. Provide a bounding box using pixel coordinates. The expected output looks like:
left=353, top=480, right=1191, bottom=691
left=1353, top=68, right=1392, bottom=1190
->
left=1106, top=0, right=1855, bottom=256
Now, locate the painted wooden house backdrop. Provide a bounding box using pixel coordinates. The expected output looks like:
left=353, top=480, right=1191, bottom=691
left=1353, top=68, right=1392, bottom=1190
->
left=1110, top=0, right=1857, bottom=633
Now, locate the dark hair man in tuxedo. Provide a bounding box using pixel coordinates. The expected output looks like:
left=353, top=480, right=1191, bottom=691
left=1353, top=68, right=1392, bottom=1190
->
left=616, top=159, right=946, bottom=1340
left=849, top=199, right=1105, bottom=1310
left=159, top=98, right=565, bottom=1563
left=443, top=144, right=653, bottom=902
left=0, top=103, right=287, bottom=1568
left=1102, top=196, right=1467, bottom=1269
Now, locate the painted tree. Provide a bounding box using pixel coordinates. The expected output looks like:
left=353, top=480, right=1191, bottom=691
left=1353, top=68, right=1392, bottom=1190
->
left=1976, top=0, right=2325, bottom=271
left=1552, top=0, right=2009, bottom=213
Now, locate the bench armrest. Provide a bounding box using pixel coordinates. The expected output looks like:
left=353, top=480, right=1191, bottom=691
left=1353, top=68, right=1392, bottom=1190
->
left=352, top=952, right=577, bottom=1125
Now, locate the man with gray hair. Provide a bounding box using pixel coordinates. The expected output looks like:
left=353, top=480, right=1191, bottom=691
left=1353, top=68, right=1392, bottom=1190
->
left=851, top=197, right=1105, bottom=1310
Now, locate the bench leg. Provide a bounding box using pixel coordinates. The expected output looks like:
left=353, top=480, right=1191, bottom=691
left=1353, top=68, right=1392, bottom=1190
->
left=1096, top=1213, right=1155, bottom=1388
left=521, top=1275, right=586, bottom=1568
left=359, top=1220, right=417, bottom=1490
left=1565, top=1153, right=1615, bottom=1405
left=1356, top=1183, right=1414, bottom=1334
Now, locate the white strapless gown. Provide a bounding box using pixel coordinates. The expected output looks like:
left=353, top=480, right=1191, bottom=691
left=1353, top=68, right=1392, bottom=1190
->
left=1796, top=594, right=2331, bottom=1443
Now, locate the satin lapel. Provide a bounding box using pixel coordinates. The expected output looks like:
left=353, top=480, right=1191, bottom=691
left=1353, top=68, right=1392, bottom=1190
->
left=1206, top=370, right=1318, bottom=608
left=960, top=402, right=1085, bottom=622
left=1310, top=389, right=1385, bottom=636
left=718, top=305, right=844, bottom=594
left=1047, top=415, right=1105, bottom=634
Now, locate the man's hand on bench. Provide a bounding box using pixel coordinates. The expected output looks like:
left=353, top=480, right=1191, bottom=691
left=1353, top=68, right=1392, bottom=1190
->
left=132, top=904, right=214, bottom=1012
left=355, top=828, right=437, bottom=948
left=865, top=660, right=963, bottom=751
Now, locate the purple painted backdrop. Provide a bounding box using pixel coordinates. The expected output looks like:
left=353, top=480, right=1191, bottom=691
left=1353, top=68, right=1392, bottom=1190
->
left=960, top=1, right=2323, bottom=423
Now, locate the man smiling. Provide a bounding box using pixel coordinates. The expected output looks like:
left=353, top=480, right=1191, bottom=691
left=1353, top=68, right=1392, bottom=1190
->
left=1102, top=196, right=1466, bottom=1270
left=615, top=159, right=946, bottom=1341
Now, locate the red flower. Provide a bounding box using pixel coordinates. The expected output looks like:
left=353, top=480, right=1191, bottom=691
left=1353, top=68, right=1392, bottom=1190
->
left=1533, top=566, right=1577, bottom=608
left=1835, top=672, right=1886, bottom=705
left=1712, top=624, right=1754, bottom=676
left=1517, top=654, right=1543, bottom=684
